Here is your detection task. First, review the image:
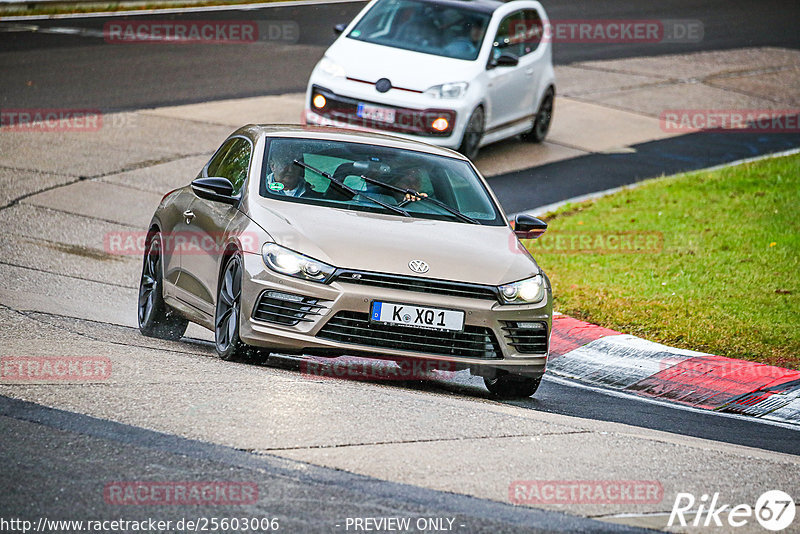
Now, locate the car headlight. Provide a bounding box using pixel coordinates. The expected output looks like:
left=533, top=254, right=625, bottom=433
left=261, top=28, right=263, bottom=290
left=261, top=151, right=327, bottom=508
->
left=317, top=56, right=346, bottom=79
left=262, top=243, right=336, bottom=283
left=498, top=275, right=545, bottom=304
left=423, top=82, right=469, bottom=99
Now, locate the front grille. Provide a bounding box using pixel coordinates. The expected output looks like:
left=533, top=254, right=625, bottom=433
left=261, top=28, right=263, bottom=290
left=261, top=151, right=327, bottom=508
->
left=252, top=290, right=326, bottom=326
left=317, top=311, right=502, bottom=359
left=310, top=85, right=456, bottom=137
left=332, top=269, right=498, bottom=301
left=502, top=321, right=548, bottom=354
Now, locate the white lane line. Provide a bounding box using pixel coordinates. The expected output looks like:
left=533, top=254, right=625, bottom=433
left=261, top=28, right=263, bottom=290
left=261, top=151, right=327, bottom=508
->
left=0, top=0, right=361, bottom=21
left=509, top=146, right=800, bottom=218
left=546, top=374, right=800, bottom=431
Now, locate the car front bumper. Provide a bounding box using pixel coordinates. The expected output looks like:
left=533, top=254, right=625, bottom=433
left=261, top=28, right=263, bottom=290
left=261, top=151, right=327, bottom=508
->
left=238, top=252, right=551, bottom=376
left=304, top=80, right=475, bottom=151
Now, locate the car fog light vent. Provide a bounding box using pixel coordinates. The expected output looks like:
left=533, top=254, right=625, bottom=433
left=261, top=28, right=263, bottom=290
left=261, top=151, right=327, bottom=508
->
left=502, top=321, right=549, bottom=354
left=266, top=291, right=305, bottom=303
left=516, top=322, right=546, bottom=330
left=253, top=291, right=327, bottom=326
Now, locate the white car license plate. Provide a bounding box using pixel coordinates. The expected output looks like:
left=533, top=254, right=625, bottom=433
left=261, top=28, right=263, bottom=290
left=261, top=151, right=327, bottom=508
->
left=370, top=301, right=464, bottom=332
left=357, top=103, right=396, bottom=124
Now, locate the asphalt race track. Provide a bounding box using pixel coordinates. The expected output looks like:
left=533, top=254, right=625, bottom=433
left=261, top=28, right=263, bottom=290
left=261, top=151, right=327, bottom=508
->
left=491, top=130, right=800, bottom=214
left=0, top=395, right=647, bottom=534
left=1, top=0, right=799, bottom=110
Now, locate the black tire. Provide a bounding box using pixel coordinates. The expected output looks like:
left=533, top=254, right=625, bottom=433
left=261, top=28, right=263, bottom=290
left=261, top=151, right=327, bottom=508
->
left=521, top=88, right=554, bottom=143
left=484, top=372, right=542, bottom=399
left=214, top=252, right=251, bottom=361
left=458, top=107, right=485, bottom=160
left=138, top=233, right=189, bottom=340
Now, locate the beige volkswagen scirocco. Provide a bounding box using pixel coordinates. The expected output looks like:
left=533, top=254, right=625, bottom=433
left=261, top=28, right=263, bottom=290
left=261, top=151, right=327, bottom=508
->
left=138, top=125, right=551, bottom=398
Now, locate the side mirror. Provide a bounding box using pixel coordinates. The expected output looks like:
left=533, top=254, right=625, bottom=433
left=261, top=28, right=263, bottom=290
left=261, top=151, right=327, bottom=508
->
left=191, top=177, right=237, bottom=205
left=514, top=214, right=547, bottom=239
left=489, top=52, right=519, bottom=69
left=333, top=23, right=347, bottom=36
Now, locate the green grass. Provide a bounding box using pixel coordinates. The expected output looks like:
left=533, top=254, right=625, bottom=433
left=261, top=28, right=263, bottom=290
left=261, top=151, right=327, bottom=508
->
left=523, top=153, right=800, bottom=369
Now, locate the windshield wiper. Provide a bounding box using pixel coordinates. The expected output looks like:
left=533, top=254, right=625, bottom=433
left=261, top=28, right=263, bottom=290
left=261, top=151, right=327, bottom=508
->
left=292, top=160, right=411, bottom=218
left=358, top=174, right=480, bottom=224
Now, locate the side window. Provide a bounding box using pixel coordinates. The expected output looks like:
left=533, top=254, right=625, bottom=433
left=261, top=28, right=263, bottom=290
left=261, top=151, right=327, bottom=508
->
left=492, top=11, right=526, bottom=61
left=206, top=137, right=251, bottom=196
left=520, top=9, right=543, bottom=56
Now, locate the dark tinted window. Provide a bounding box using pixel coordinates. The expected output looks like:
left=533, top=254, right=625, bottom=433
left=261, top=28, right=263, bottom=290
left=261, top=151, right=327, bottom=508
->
left=520, top=9, right=543, bottom=55
left=492, top=11, right=526, bottom=60
left=259, top=138, right=505, bottom=226
left=348, top=0, right=490, bottom=61
left=206, top=137, right=251, bottom=196
left=491, top=10, right=543, bottom=59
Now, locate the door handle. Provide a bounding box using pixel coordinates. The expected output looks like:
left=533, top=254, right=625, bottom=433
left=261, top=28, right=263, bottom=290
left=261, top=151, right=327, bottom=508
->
left=183, top=210, right=195, bottom=224
left=526, top=68, right=534, bottom=75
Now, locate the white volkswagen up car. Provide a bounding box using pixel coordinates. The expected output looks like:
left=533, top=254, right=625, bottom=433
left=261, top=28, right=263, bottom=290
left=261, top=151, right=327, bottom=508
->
left=304, top=0, right=555, bottom=159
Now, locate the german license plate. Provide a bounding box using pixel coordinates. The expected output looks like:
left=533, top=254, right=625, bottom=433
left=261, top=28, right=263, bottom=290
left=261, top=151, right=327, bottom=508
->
left=370, top=301, right=464, bottom=332
left=357, top=103, right=396, bottom=124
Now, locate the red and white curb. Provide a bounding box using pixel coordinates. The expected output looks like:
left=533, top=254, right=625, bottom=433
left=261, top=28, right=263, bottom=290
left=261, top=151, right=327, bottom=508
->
left=521, top=151, right=800, bottom=426
left=549, top=315, right=800, bottom=425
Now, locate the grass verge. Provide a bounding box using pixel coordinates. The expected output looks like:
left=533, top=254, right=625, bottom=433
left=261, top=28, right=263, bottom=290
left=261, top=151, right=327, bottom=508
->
left=523, top=153, right=799, bottom=369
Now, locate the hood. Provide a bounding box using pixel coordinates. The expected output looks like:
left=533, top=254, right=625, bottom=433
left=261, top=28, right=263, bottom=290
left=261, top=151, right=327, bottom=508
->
left=247, top=200, right=539, bottom=287
left=326, top=37, right=478, bottom=92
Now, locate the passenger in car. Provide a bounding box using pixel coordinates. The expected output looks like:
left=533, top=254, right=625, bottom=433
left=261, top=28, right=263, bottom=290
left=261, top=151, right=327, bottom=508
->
left=392, top=168, right=429, bottom=203
left=442, top=16, right=485, bottom=59
left=264, top=146, right=321, bottom=198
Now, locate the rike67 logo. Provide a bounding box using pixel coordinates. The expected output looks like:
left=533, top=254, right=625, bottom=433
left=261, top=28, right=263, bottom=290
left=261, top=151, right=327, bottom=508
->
left=669, top=490, right=795, bottom=531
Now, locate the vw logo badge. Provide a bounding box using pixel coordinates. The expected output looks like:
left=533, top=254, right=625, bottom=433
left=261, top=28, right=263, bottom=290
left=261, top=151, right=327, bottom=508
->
left=408, top=260, right=429, bottom=274
left=375, top=78, right=392, bottom=93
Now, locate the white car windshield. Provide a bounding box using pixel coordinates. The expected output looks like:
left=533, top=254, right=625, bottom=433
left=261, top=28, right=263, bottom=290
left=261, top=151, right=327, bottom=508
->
left=347, top=0, right=491, bottom=61
left=260, top=138, right=505, bottom=225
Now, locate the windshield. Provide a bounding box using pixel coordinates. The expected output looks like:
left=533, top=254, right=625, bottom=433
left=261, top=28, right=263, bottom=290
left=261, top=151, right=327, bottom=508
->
left=347, top=0, right=490, bottom=61
left=260, top=138, right=505, bottom=225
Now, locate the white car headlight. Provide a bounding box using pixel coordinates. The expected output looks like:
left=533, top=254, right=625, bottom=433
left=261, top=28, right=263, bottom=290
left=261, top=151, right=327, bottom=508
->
left=317, top=56, right=346, bottom=79
left=498, top=275, right=545, bottom=304
left=423, top=82, right=469, bottom=99
left=262, top=243, right=336, bottom=283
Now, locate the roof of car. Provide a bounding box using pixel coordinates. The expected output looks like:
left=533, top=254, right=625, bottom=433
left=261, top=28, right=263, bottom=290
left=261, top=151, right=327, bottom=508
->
left=411, top=0, right=509, bottom=15
left=238, top=124, right=470, bottom=160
